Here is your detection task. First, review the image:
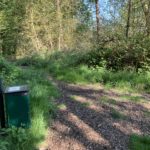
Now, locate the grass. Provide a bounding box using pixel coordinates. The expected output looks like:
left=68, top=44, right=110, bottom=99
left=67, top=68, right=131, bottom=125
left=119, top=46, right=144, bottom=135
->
left=70, top=95, right=77, bottom=100
left=15, top=52, right=150, bottom=93
left=111, top=108, right=127, bottom=120
left=57, top=104, right=67, bottom=111
left=45, top=51, right=150, bottom=93
left=121, top=95, right=142, bottom=102
left=80, top=102, right=92, bottom=108
left=129, top=134, right=150, bottom=150
left=100, top=96, right=117, bottom=105
left=143, top=110, right=150, bottom=117
left=0, top=59, right=59, bottom=150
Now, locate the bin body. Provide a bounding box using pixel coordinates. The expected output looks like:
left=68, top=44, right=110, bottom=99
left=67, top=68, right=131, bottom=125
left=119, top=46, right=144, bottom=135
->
left=0, top=79, right=5, bottom=128
left=5, top=86, right=30, bottom=127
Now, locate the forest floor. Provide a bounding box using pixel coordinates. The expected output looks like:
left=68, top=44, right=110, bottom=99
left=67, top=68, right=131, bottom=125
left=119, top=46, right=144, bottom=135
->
left=40, top=79, right=150, bottom=150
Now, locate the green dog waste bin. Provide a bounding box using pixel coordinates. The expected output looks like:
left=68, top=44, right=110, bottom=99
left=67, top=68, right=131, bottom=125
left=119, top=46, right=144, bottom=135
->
left=4, top=85, right=30, bottom=128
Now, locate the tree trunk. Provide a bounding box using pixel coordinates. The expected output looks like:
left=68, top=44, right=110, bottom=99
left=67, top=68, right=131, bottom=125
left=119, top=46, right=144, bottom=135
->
left=140, top=0, right=150, bottom=36
left=95, top=0, right=100, bottom=37
left=126, top=0, right=131, bottom=38
left=56, top=0, right=62, bottom=50
left=31, top=9, right=40, bottom=51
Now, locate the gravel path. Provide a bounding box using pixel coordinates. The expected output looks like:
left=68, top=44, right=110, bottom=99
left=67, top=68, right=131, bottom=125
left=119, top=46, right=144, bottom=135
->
left=40, top=81, right=150, bottom=150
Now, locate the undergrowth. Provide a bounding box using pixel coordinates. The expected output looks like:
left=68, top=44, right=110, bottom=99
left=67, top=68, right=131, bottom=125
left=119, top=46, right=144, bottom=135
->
left=1, top=49, right=150, bottom=149
left=0, top=58, right=59, bottom=150
left=15, top=51, right=150, bottom=93
left=45, top=51, right=150, bottom=92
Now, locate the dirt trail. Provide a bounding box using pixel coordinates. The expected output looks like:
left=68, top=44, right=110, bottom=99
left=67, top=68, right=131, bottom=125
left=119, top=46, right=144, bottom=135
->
left=40, top=81, right=150, bottom=150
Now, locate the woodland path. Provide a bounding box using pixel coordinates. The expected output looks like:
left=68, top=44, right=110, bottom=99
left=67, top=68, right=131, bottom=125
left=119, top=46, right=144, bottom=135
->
left=40, top=80, right=150, bottom=150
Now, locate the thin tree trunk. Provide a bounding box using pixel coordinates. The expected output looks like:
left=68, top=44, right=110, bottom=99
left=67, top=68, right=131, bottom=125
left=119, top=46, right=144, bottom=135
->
left=95, top=0, right=100, bottom=37
left=44, top=25, right=53, bottom=50
left=140, top=0, right=150, bottom=36
left=126, top=0, right=132, bottom=38
left=56, top=0, right=62, bottom=50
left=30, top=6, right=40, bottom=51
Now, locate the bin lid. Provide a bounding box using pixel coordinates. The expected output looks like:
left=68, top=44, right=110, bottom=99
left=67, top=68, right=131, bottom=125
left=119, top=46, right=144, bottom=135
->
left=5, top=85, right=28, bottom=94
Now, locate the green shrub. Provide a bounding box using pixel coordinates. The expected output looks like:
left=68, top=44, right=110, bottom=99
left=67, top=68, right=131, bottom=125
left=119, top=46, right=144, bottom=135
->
left=0, top=139, right=9, bottom=150
left=0, top=57, right=21, bottom=85
left=84, top=37, right=150, bottom=71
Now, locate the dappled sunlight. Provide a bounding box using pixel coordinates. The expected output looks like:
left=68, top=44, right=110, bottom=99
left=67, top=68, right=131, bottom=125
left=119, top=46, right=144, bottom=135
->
left=67, top=113, right=110, bottom=146
left=69, top=94, right=102, bottom=112
left=40, top=80, right=150, bottom=149
left=52, top=120, right=71, bottom=134
left=142, top=102, right=150, bottom=110
left=113, top=122, right=142, bottom=135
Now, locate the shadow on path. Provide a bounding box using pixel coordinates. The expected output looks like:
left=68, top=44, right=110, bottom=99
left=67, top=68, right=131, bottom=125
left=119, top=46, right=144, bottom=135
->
left=45, top=81, right=150, bottom=150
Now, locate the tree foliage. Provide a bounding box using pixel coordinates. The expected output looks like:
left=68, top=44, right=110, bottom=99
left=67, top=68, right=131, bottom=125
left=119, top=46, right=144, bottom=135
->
left=0, top=0, right=149, bottom=70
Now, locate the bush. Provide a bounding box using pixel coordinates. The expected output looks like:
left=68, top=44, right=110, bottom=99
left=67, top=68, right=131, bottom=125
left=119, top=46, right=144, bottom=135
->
left=0, top=56, right=21, bottom=85
left=84, top=36, right=150, bottom=71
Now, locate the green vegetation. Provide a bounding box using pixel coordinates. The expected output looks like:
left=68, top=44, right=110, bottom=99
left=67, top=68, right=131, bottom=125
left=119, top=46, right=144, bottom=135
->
left=100, top=96, right=117, bottom=105
left=57, top=104, right=67, bottom=111
left=80, top=102, right=92, bottom=108
left=122, top=95, right=142, bottom=102
left=46, top=51, right=150, bottom=93
left=129, top=134, right=150, bottom=150
left=1, top=52, right=148, bottom=149
left=0, top=58, right=59, bottom=150
left=0, top=0, right=150, bottom=149
left=143, top=110, right=150, bottom=117
left=111, top=109, right=127, bottom=120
